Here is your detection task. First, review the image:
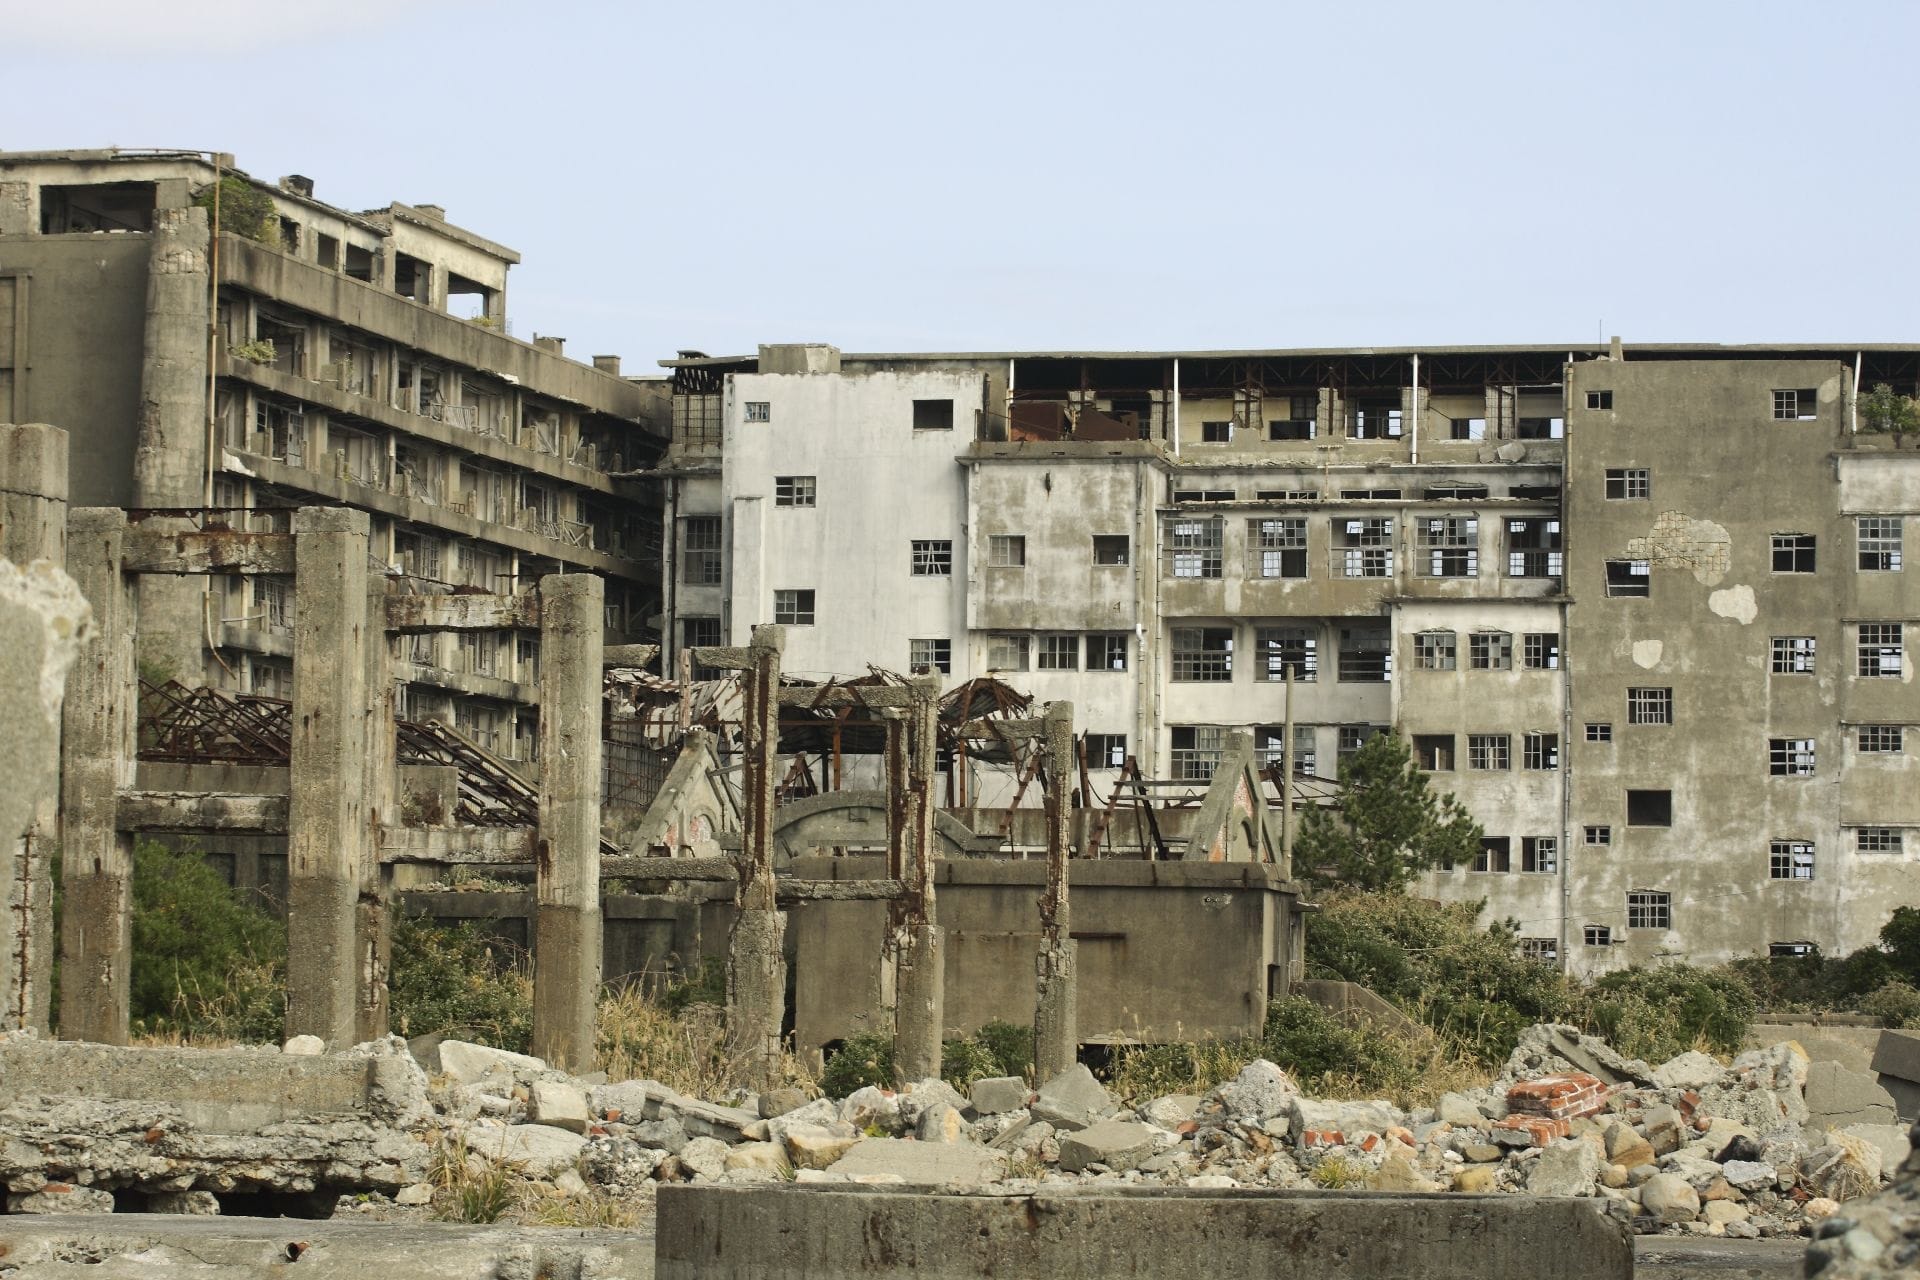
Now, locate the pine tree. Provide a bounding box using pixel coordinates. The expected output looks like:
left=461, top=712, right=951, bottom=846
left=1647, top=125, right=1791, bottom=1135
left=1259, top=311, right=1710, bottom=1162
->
left=1294, top=729, right=1482, bottom=892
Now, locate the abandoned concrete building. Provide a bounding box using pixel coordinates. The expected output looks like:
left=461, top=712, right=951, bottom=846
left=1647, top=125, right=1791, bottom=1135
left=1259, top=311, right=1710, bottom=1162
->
left=0, top=148, right=668, bottom=760
left=654, top=341, right=1920, bottom=975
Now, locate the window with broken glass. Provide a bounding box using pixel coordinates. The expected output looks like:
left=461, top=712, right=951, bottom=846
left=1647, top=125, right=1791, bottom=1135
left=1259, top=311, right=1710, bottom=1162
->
left=1249, top=518, right=1308, bottom=578
left=1418, top=516, right=1479, bottom=577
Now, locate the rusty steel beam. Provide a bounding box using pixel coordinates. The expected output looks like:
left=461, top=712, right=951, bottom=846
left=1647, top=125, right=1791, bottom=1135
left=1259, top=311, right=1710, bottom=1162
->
left=122, top=528, right=295, bottom=576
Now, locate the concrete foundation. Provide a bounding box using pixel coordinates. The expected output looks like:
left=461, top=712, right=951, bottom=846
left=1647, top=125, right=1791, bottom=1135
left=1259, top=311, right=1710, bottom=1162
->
left=654, top=1184, right=1634, bottom=1280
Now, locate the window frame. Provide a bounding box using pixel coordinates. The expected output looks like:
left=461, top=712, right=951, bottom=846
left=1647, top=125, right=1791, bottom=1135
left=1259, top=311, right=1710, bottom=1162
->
left=1333, top=517, right=1394, bottom=579
left=1413, top=630, right=1457, bottom=671
left=1256, top=626, right=1317, bottom=682
left=773, top=474, right=817, bottom=507
left=773, top=588, right=815, bottom=626
left=1769, top=838, right=1816, bottom=880
left=743, top=400, right=771, bottom=423
left=1092, top=534, right=1130, bottom=566
left=1768, top=737, right=1817, bottom=777
left=1036, top=633, right=1080, bottom=671
left=1466, top=733, right=1511, bottom=771
left=1170, top=626, right=1235, bottom=682
left=1249, top=517, right=1309, bottom=579
left=1605, top=559, right=1651, bottom=597
left=988, top=534, right=1027, bottom=568
left=908, top=637, right=952, bottom=674
left=1770, top=635, right=1816, bottom=674
left=1585, top=722, right=1613, bottom=742
left=1858, top=516, right=1903, bottom=572
left=1417, top=516, right=1479, bottom=578
left=910, top=539, right=954, bottom=577
left=1087, top=633, right=1129, bottom=672
left=1603, top=468, right=1650, bottom=500
left=1467, top=631, right=1513, bottom=671
left=1626, top=890, right=1671, bottom=929
left=1771, top=533, right=1817, bottom=574
left=1858, top=724, right=1905, bottom=753
left=1859, top=623, right=1905, bottom=678
left=1163, top=515, right=1225, bottom=579
left=681, top=515, right=723, bottom=584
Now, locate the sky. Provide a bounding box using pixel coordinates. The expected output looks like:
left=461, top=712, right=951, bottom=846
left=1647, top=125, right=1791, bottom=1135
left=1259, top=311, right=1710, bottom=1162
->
left=7, top=0, right=1915, bottom=368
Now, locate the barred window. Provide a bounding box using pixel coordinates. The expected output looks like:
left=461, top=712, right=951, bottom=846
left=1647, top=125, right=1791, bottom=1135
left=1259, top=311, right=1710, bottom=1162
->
left=1771, top=636, right=1816, bottom=674
left=908, top=638, right=951, bottom=674
left=1627, top=890, right=1671, bottom=929
left=681, top=516, right=722, bottom=584
left=743, top=400, right=771, bottom=423
left=1604, top=468, right=1649, bottom=500
left=1467, top=733, right=1510, bottom=770
left=1860, top=624, right=1904, bottom=677
left=1859, top=724, right=1904, bottom=753
left=1468, top=632, right=1512, bottom=671
left=1771, top=533, right=1816, bottom=574
left=1769, top=737, right=1816, bottom=776
left=1250, top=518, right=1309, bottom=578
left=1586, top=722, right=1613, bottom=742
left=911, top=539, right=953, bottom=576
left=1171, top=725, right=1227, bottom=781
left=1084, top=733, right=1128, bottom=769
left=1585, top=825, right=1612, bottom=846
left=1859, top=517, right=1903, bottom=572
left=774, top=475, right=816, bottom=507
left=1772, top=388, right=1817, bottom=421
left=1522, top=836, right=1557, bottom=873
left=1256, top=627, right=1317, bottom=681
left=1337, top=626, right=1391, bottom=681
left=773, top=588, right=814, bottom=625
left=1606, top=560, right=1651, bottom=597
left=1769, top=839, right=1815, bottom=879
left=1418, top=516, right=1479, bottom=577
left=1524, top=633, right=1560, bottom=670
left=1628, top=688, right=1673, bottom=725
left=1171, top=627, right=1234, bottom=682
left=986, top=634, right=1029, bottom=671
left=1037, top=634, right=1079, bottom=671
left=1164, top=516, right=1224, bottom=579
left=1583, top=924, right=1613, bottom=946
left=1507, top=518, right=1563, bottom=578
left=1413, top=631, right=1456, bottom=671
left=1334, top=517, right=1394, bottom=578
left=989, top=535, right=1026, bottom=567
left=1859, top=828, right=1905, bottom=854
left=1087, top=633, right=1129, bottom=671
left=1523, top=732, right=1559, bottom=770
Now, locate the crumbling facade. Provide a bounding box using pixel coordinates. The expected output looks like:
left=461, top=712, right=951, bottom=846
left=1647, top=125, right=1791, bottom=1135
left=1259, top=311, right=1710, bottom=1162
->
left=655, top=342, right=1920, bottom=973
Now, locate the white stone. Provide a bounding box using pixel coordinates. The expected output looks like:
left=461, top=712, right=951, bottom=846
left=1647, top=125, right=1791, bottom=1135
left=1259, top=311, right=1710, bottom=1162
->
left=1650, top=1050, right=1723, bottom=1091
left=438, top=1040, right=549, bottom=1087
left=486, top=1124, right=587, bottom=1179
left=678, top=1135, right=730, bottom=1181
left=395, top=1182, right=435, bottom=1206
left=529, top=1080, right=590, bottom=1133
left=1639, top=1172, right=1701, bottom=1223
left=282, top=1034, right=326, bottom=1056
left=1527, top=1138, right=1603, bottom=1197
left=785, top=1123, right=859, bottom=1170
left=723, top=1141, right=792, bottom=1179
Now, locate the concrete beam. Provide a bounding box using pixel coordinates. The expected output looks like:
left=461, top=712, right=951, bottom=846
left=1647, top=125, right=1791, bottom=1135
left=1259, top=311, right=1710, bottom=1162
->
left=285, top=507, right=370, bottom=1047
left=121, top=527, right=296, bottom=575
left=380, top=825, right=538, bottom=863
left=59, top=508, right=137, bottom=1044
left=604, top=643, right=659, bottom=667
left=955, top=717, right=1048, bottom=739
left=656, top=1186, right=1634, bottom=1280
left=117, top=790, right=289, bottom=834
left=383, top=590, right=540, bottom=634
left=778, top=686, right=926, bottom=709
left=532, top=573, right=604, bottom=1072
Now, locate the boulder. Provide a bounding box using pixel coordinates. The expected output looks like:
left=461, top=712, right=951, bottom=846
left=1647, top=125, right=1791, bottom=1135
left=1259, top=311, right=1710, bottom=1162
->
left=438, top=1040, right=548, bottom=1087
left=1840, top=1122, right=1913, bottom=1173
left=393, top=1183, right=434, bottom=1207
left=628, top=1115, right=689, bottom=1155
left=785, top=1124, right=860, bottom=1171
left=1286, top=1097, right=1402, bottom=1148
left=1058, top=1120, right=1158, bottom=1174
left=1651, top=1050, right=1724, bottom=1091
left=282, top=1035, right=325, bottom=1057
left=1604, top=1121, right=1654, bottom=1170
left=678, top=1135, right=730, bottom=1181
left=1700, top=1200, right=1748, bottom=1227
left=723, top=1141, right=791, bottom=1180
left=897, top=1080, right=970, bottom=1129
left=1453, top=1166, right=1497, bottom=1193
left=916, top=1103, right=965, bottom=1144
left=1030, top=1065, right=1113, bottom=1132
left=1139, top=1095, right=1201, bottom=1129
left=1806, top=1060, right=1900, bottom=1130
left=580, top=1136, right=664, bottom=1195
left=1720, top=1159, right=1775, bottom=1192
left=762, top=1097, right=841, bottom=1147
left=840, top=1086, right=903, bottom=1134
left=1642, top=1105, right=1687, bottom=1156
left=827, top=1137, right=1007, bottom=1187
left=758, top=1087, right=809, bottom=1119
left=1436, top=1092, right=1485, bottom=1127
left=1214, top=1059, right=1296, bottom=1121
left=487, top=1125, right=587, bottom=1179
left=969, top=1077, right=1031, bottom=1116
left=529, top=1080, right=590, bottom=1133
left=1527, top=1138, right=1603, bottom=1197
left=1639, top=1172, right=1701, bottom=1223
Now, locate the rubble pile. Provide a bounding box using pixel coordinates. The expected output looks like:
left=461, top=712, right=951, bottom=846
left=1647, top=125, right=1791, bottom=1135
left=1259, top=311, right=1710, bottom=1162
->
left=1, top=1020, right=1912, bottom=1242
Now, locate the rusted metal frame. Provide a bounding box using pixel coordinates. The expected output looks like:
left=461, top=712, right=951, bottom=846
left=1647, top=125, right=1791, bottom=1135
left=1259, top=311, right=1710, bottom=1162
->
left=1124, top=756, right=1173, bottom=861
left=997, top=734, right=1041, bottom=841
left=138, top=679, right=291, bottom=763
left=1082, top=750, right=1126, bottom=860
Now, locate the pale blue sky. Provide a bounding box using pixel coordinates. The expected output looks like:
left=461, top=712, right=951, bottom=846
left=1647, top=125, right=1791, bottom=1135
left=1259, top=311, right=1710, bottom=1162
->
left=8, top=0, right=1913, bottom=367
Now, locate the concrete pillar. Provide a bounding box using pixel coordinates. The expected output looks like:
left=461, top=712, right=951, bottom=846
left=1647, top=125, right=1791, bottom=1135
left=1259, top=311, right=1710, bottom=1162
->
left=59, top=509, right=137, bottom=1043
left=131, top=205, right=212, bottom=686
left=726, top=625, right=786, bottom=1090
left=285, top=507, right=370, bottom=1046
left=1033, top=701, right=1078, bottom=1084
left=1, top=424, right=70, bottom=566
left=532, top=574, right=604, bottom=1072
left=355, top=575, right=396, bottom=1042
left=892, top=679, right=944, bottom=1083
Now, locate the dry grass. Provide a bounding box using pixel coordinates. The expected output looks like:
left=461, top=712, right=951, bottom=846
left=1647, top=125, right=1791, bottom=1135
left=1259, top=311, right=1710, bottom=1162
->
left=592, top=982, right=814, bottom=1096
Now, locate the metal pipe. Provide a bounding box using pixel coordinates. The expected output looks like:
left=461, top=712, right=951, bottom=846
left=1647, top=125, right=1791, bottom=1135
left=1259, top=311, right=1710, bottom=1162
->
left=1852, top=351, right=1863, bottom=435
left=1408, top=353, right=1420, bottom=464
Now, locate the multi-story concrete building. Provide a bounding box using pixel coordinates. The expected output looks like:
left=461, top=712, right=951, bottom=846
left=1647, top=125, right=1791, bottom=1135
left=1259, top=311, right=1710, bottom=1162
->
left=655, top=341, right=1920, bottom=973
left=0, top=149, right=667, bottom=757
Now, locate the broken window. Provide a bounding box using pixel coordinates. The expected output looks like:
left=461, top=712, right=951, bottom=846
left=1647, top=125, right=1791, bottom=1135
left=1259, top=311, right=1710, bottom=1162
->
left=1467, top=734, right=1510, bottom=770
left=1858, top=828, right=1905, bottom=854
left=989, top=535, right=1026, bottom=567
left=1859, top=517, right=1903, bottom=571
left=986, top=635, right=1030, bottom=671
left=1605, top=560, right=1651, bottom=597
left=1419, top=517, right=1479, bottom=577
left=1604, top=468, right=1650, bottom=500
left=1517, top=416, right=1565, bottom=440
left=1859, top=624, right=1905, bottom=677
left=681, top=517, right=722, bottom=584
left=1425, top=484, right=1490, bottom=500
left=1264, top=395, right=1317, bottom=441
left=1583, top=925, right=1612, bottom=947
left=1253, top=725, right=1314, bottom=772
left=1088, top=633, right=1129, bottom=671
left=315, top=232, right=340, bottom=270
left=1334, top=517, right=1394, bottom=578
left=1259, top=489, right=1319, bottom=500
left=1770, top=942, right=1817, bottom=958
left=775, top=475, right=816, bottom=507
left=1626, top=790, right=1672, bottom=826
left=1626, top=890, right=1670, bottom=929
left=1859, top=724, right=1905, bottom=753
left=1507, top=518, right=1563, bottom=578
left=40, top=181, right=156, bottom=233
left=1093, top=535, right=1130, bottom=565
left=1523, top=732, right=1559, bottom=770
left=911, top=540, right=953, bottom=576
left=1201, top=420, right=1233, bottom=444
left=1337, top=626, right=1391, bottom=682
left=1586, top=722, right=1613, bottom=742
left=1250, top=518, right=1308, bottom=578
left=1522, top=836, right=1558, bottom=873
left=1523, top=633, right=1560, bottom=670
left=1084, top=733, right=1128, bottom=769
left=909, top=638, right=951, bottom=675
left=1171, top=725, right=1227, bottom=781
left=1769, top=737, right=1817, bottom=776
left=1585, top=825, right=1612, bottom=846
left=681, top=617, right=721, bottom=679
left=393, top=253, right=431, bottom=303
left=1164, top=516, right=1224, bottom=579
left=1587, top=390, right=1613, bottom=411
left=1468, top=632, right=1512, bottom=671
left=913, top=399, right=954, bottom=431
left=1769, top=839, right=1815, bottom=879
left=1771, top=533, right=1816, bottom=573
left=774, top=589, right=815, bottom=625
left=1450, top=417, right=1487, bottom=441
left=1627, top=687, right=1673, bottom=725
left=1413, top=631, right=1456, bottom=671
left=1171, top=627, right=1234, bottom=682
left=1037, top=634, right=1079, bottom=671
left=1474, top=837, right=1512, bottom=872
left=1256, top=627, right=1317, bottom=681
left=1340, top=488, right=1403, bottom=500
left=744, top=401, right=771, bottom=423
left=1338, top=725, right=1382, bottom=762
left=253, top=576, right=291, bottom=635
left=1771, top=636, right=1816, bottom=674
left=1772, top=388, right=1818, bottom=421
left=1173, top=490, right=1236, bottom=503
left=1348, top=397, right=1404, bottom=439
left=1413, top=734, right=1455, bottom=771
left=343, top=242, right=374, bottom=281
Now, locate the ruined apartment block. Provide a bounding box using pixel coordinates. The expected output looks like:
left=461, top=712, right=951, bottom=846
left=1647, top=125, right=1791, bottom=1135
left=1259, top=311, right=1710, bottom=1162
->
left=656, top=341, right=1920, bottom=974
left=0, top=149, right=667, bottom=777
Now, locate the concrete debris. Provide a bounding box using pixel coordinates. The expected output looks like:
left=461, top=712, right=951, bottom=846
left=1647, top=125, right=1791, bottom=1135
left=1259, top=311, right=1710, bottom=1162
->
left=434, top=1039, right=550, bottom=1087
left=1029, top=1063, right=1113, bottom=1131
left=968, top=1076, right=1031, bottom=1116
left=1806, top=1060, right=1900, bottom=1130
left=1803, top=1119, right=1920, bottom=1277
left=1058, top=1120, right=1159, bottom=1174
left=527, top=1079, right=590, bottom=1133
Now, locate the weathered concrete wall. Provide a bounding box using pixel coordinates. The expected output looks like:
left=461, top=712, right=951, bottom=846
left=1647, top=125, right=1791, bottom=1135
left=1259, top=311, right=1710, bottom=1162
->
left=656, top=1184, right=1634, bottom=1280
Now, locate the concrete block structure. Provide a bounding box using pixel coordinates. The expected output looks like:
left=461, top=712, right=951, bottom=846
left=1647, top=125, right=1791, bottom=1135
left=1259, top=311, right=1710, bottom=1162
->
left=656, top=342, right=1920, bottom=974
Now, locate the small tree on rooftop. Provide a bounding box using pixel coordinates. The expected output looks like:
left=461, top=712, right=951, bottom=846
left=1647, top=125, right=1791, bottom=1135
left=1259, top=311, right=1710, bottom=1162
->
left=1861, top=383, right=1920, bottom=448
left=1293, top=729, right=1482, bottom=892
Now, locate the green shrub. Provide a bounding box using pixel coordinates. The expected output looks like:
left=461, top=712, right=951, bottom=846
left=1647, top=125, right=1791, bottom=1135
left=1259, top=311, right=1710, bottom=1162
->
left=820, top=1032, right=895, bottom=1098
left=129, top=841, right=285, bottom=1042
left=660, top=958, right=726, bottom=1014
left=388, top=914, right=533, bottom=1052
left=191, top=176, right=278, bottom=244
left=1107, top=1038, right=1257, bottom=1102
left=940, top=1036, right=1001, bottom=1091
left=973, top=1021, right=1035, bottom=1084
left=1583, top=964, right=1755, bottom=1061
left=1861, top=981, right=1920, bottom=1029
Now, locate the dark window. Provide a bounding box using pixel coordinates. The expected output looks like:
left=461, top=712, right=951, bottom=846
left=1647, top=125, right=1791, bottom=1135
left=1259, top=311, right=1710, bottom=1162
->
left=1085, top=733, right=1128, bottom=769
left=1771, top=534, right=1817, bottom=573
left=1201, top=420, right=1233, bottom=443
left=1474, top=837, right=1512, bottom=873
left=989, top=535, right=1026, bottom=567
left=39, top=180, right=156, bottom=233
left=1769, top=839, right=1815, bottom=879
left=1772, top=388, right=1818, bottom=421
left=1507, top=518, right=1564, bottom=578
left=1859, top=517, right=1903, bottom=572
left=1419, top=517, right=1479, bottom=577
left=1334, top=517, right=1394, bottom=578
left=1468, top=632, right=1512, bottom=671
left=1522, top=836, right=1557, bottom=873
left=1585, top=722, right=1613, bottom=742
left=1164, top=516, right=1224, bottom=578
left=1516, top=416, right=1564, bottom=440
left=1250, top=518, right=1309, bottom=578
left=1606, top=560, right=1651, bottom=597
left=1337, top=626, right=1391, bottom=681
left=1770, top=636, right=1816, bottom=674
left=1626, top=890, right=1670, bottom=929
left=775, top=475, right=816, bottom=507
left=1171, top=627, right=1234, bottom=682
left=1036, top=634, right=1079, bottom=671
left=913, top=399, right=954, bottom=430
left=909, top=638, right=952, bottom=674
left=1414, top=734, right=1455, bottom=771
left=911, top=539, right=954, bottom=576
left=1256, top=627, right=1317, bottom=681
left=1628, top=687, right=1673, bottom=725
left=1859, top=724, right=1904, bottom=753
left=1769, top=737, right=1816, bottom=776
left=1450, top=417, right=1487, bottom=441
left=1583, top=924, right=1613, bottom=946
left=1171, top=725, right=1226, bottom=781
left=1584, top=825, right=1612, bottom=846
left=774, top=589, right=815, bottom=625
left=1586, top=390, right=1613, bottom=410
left=1087, top=633, right=1129, bottom=671
left=1424, top=485, right=1489, bottom=500
left=1626, top=790, right=1672, bottom=827
left=1524, top=633, right=1560, bottom=670
left=1413, top=631, right=1456, bottom=671
left=1770, top=942, right=1817, bottom=958
left=1523, top=732, right=1559, bottom=770
left=1093, top=535, right=1130, bottom=565
left=1604, top=468, right=1649, bottom=500
left=1859, top=828, right=1904, bottom=854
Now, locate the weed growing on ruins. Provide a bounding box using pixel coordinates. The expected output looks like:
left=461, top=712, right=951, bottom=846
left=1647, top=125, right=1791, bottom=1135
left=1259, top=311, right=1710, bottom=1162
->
left=128, top=841, right=285, bottom=1042
left=595, top=982, right=731, bottom=1097
left=1307, top=1155, right=1368, bottom=1189
left=432, top=1132, right=514, bottom=1224
left=971, top=1020, right=1035, bottom=1083
left=820, top=1032, right=895, bottom=1097
left=819, top=1022, right=1037, bottom=1097
left=1583, top=965, right=1755, bottom=1061
left=524, top=1190, right=645, bottom=1229
left=190, top=176, right=279, bottom=245
left=387, top=913, right=534, bottom=1052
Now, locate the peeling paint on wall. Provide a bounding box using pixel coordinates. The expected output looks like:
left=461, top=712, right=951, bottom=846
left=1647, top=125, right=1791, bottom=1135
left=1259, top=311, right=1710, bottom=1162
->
left=1631, top=640, right=1663, bottom=669
left=1626, top=511, right=1732, bottom=585
left=1707, top=584, right=1758, bottom=625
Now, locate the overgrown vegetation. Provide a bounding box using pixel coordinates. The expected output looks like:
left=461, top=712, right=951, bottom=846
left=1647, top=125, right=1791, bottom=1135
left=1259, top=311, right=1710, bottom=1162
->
left=819, top=1019, right=1037, bottom=1098
left=129, top=841, right=285, bottom=1042
left=1293, top=730, right=1482, bottom=891
left=387, top=914, right=534, bottom=1052
left=1862, top=382, right=1920, bottom=447
left=190, top=176, right=278, bottom=245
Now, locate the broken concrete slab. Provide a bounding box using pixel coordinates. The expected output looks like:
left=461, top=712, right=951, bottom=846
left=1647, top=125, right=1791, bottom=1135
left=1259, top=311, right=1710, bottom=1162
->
left=528, top=1080, right=589, bottom=1133
left=1029, top=1064, right=1112, bottom=1132
left=1804, top=1060, right=1899, bottom=1130
left=1838, top=1122, right=1912, bottom=1173
left=436, top=1040, right=548, bottom=1087
left=826, top=1137, right=1007, bottom=1187
left=479, top=1124, right=587, bottom=1179
left=1058, top=1120, right=1158, bottom=1174
left=969, top=1076, right=1031, bottom=1116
